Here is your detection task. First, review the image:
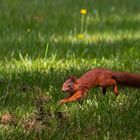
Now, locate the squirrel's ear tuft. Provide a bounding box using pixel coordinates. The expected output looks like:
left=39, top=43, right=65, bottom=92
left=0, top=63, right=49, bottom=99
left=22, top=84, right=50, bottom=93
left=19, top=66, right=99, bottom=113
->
left=67, top=76, right=77, bottom=82
left=70, top=76, right=77, bottom=82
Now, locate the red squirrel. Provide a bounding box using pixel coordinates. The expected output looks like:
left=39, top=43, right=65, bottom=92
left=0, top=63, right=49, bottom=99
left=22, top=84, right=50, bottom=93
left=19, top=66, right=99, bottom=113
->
left=60, top=68, right=140, bottom=104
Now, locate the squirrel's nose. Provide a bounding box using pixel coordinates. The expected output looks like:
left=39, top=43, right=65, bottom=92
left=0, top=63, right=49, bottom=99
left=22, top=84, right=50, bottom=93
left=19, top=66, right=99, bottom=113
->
left=62, top=87, right=65, bottom=92
left=62, top=87, right=67, bottom=92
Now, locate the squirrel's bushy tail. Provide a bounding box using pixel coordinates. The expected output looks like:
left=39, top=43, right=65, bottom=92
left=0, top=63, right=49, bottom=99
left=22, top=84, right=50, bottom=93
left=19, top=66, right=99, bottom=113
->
left=112, top=72, right=140, bottom=88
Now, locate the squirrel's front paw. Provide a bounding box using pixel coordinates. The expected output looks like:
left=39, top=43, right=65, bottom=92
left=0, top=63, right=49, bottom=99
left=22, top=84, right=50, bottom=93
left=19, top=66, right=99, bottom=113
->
left=59, top=99, right=66, bottom=104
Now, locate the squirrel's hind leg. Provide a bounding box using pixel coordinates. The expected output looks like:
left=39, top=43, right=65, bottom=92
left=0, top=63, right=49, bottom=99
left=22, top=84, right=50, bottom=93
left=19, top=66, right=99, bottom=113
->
left=99, top=78, right=119, bottom=96
left=102, top=87, right=107, bottom=95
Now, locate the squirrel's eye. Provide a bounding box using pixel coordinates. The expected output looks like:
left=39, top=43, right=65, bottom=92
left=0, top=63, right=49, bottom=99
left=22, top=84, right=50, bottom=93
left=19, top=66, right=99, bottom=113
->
left=68, top=84, right=71, bottom=87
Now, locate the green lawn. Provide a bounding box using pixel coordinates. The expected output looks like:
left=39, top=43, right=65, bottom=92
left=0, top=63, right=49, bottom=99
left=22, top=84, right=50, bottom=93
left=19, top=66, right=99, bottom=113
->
left=0, top=0, right=140, bottom=139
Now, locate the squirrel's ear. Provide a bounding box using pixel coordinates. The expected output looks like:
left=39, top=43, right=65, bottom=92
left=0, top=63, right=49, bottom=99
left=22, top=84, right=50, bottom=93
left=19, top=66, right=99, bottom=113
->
left=70, top=76, right=77, bottom=82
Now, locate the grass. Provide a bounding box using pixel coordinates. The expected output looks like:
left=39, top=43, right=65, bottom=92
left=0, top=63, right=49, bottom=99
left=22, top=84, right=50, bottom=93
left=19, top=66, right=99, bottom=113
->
left=0, top=0, right=140, bottom=139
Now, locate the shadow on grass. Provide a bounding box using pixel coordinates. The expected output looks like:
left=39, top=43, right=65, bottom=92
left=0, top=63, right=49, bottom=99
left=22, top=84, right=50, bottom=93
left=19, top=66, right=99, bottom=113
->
left=0, top=64, right=140, bottom=139
left=0, top=67, right=87, bottom=110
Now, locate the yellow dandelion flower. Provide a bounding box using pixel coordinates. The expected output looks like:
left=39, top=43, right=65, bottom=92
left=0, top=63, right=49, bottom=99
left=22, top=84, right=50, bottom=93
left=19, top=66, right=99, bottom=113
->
left=27, top=28, right=31, bottom=33
left=78, top=34, right=85, bottom=39
left=80, top=9, right=87, bottom=15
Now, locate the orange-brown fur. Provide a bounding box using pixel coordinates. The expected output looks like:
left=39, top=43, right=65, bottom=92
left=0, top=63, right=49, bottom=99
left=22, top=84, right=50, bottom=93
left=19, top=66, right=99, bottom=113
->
left=60, top=68, right=140, bottom=104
